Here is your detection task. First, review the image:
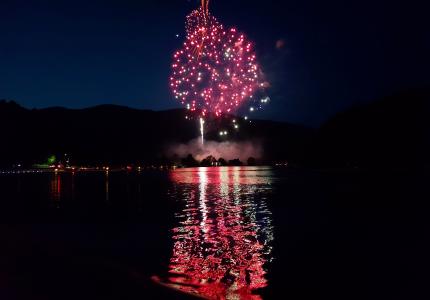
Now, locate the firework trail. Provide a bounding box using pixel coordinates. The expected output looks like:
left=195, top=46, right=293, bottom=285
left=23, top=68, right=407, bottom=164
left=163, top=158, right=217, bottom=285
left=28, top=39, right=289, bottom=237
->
left=200, top=117, right=205, bottom=145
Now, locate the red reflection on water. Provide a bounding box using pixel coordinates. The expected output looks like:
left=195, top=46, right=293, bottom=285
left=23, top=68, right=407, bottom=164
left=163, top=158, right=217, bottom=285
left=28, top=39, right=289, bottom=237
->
left=49, top=172, right=61, bottom=205
left=165, top=167, right=274, bottom=299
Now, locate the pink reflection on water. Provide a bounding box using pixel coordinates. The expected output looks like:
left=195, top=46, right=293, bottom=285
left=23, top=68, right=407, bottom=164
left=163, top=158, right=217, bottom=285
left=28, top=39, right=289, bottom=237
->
left=170, top=166, right=274, bottom=185
left=165, top=167, right=274, bottom=299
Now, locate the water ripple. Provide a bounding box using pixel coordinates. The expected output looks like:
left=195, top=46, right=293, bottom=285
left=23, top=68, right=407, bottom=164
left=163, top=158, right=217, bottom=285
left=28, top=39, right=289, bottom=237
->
left=162, top=167, right=274, bottom=300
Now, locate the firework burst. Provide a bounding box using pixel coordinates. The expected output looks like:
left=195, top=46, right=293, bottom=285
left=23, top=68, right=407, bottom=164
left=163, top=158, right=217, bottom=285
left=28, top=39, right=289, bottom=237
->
left=171, top=5, right=265, bottom=119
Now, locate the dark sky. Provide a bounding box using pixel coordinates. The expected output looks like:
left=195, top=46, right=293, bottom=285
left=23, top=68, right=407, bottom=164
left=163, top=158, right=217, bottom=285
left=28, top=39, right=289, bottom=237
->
left=0, top=0, right=429, bottom=126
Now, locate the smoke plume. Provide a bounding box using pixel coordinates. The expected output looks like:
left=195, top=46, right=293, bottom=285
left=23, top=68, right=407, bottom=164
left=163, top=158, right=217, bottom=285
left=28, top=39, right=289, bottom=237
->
left=166, top=139, right=263, bottom=162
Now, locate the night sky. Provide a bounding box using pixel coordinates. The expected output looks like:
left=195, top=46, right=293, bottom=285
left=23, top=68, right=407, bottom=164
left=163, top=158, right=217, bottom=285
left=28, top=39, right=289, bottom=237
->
left=1, top=0, right=429, bottom=126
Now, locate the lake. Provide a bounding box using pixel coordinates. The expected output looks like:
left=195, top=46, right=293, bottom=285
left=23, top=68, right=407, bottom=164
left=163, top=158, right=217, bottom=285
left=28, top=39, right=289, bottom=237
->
left=0, top=167, right=427, bottom=299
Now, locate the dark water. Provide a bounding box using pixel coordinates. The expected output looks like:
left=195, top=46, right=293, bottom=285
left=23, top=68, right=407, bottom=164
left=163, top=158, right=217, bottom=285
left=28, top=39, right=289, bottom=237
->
left=0, top=167, right=428, bottom=299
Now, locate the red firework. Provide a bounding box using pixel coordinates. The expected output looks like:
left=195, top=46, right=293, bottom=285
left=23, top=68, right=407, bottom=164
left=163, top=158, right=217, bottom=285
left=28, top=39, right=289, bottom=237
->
left=170, top=7, right=262, bottom=118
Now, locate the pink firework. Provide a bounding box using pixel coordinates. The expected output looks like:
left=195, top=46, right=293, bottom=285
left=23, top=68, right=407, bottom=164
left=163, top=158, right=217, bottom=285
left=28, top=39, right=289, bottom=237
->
left=170, top=8, right=262, bottom=118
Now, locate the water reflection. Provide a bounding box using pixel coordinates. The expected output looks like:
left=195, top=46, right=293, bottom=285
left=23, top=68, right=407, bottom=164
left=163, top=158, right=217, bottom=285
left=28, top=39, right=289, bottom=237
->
left=49, top=172, right=62, bottom=207
left=105, top=171, right=110, bottom=203
left=165, top=167, right=274, bottom=299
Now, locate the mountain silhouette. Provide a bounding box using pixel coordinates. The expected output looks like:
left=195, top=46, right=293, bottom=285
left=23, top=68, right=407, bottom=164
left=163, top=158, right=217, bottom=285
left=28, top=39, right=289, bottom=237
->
left=0, top=101, right=313, bottom=167
left=316, top=89, right=430, bottom=168
left=3, top=89, right=428, bottom=169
